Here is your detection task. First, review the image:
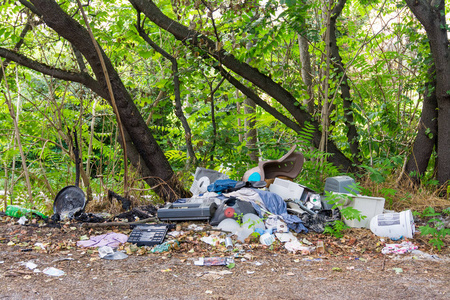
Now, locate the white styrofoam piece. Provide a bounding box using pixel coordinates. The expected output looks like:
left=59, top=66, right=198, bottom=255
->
left=269, top=178, right=304, bottom=201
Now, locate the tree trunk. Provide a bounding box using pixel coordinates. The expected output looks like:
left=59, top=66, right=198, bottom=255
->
left=329, top=0, right=360, bottom=162
left=129, top=0, right=356, bottom=172
left=405, top=0, right=450, bottom=186
left=244, top=97, right=258, bottom=163
left=29, top=0, right=189, bottom=202
left=404, top=66, right=438, bottom=183
left=298, top=34, right=314, bottom=114
left=244, top=41, right=258, bottom=163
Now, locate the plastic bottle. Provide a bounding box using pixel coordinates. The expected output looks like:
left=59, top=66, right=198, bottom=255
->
left=5, top=205, right=47, bottom=219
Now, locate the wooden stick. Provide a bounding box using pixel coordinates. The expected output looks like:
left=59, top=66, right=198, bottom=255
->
left=81, top=217, right=159, bottom=228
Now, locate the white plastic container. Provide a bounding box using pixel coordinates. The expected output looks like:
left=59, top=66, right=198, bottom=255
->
left=340, top=194, right=385, bottom=228
left=370, top=210, right=415, bottom=239
left=269, top=178, right=304, bottom=201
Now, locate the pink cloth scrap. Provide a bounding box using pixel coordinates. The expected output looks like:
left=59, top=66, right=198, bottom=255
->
left=77, top=232, right=128, bottom=248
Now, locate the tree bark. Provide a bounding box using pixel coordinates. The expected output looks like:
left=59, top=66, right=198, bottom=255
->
left=129, top=0, right=356, bottom=172
left=244, top=97, right=258, bottom=163
left=298, top=34, right=314, bottom=114
left=329, top=0, right=360, bottom=162
left=404, top=66, right=438, bottom=183
left=405, top=0, right=450, bottom=185
left=25, top=0, right=189, bottom=202
left=244, top=41, right=258, bottom=163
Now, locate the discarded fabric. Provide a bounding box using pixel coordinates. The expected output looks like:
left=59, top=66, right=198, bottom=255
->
left=76, top=232, right=128, bottom=248
left=253, top=189, right=308, bottom=233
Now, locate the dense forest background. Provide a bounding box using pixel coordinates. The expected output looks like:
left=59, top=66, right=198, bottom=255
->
left=0, top=0, right=449, bottom=215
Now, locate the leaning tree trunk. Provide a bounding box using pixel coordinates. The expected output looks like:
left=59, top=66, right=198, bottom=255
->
left=29, top=0, right=190, bottom=202
left=405, top=0, right=450, bottom=186
left=404, top=66, right=438, bottom=184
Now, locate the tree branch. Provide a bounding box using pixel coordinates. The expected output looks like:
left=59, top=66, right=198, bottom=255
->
left=0, top=21, right=32, bottom=83
left=136, top=18, right=197, bottom=166
left=0, top=47, right=107, bottom=98
left=129, top=0, right=355, bottom=171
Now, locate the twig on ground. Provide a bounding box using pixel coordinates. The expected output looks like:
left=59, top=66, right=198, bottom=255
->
left=81, top=217, right=159, bottom=228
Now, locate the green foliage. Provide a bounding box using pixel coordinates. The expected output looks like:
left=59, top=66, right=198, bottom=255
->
left=416, top=207, right=450, bottom=251
left=234, top=212, right=244, bottom=226
left=323, top=220, right=349, bottom=239
left=0, top=0, right=446, bottom=208
left=323, top=183, right=366, bottom=238
left=379, top=187, right=398, bottom=209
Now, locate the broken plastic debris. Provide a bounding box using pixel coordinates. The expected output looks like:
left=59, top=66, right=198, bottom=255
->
left=200, top=236, right=224, bottom=246
left=194, top=257, right=234, bottom=266
left=18, top=216, right=28, bottom=225
left=260, top=232, right=275, bottom=245
left=302, top=238, right=313, bottom=245
left=392, top=268, right=403, bottom=274
left=43, top=267, right=65, bottom=277
left=217, top=218, right=240, bottom=234
left=151, top=241, right=179, bottom=253
left=20, top=261, right=37, bottom=270
left=187, top=224, right=204, bottom=231
left=410, top=250, right=440, bottom=260
left=98, top=246, right=114, bottom=258
left=284, top=239, right=311, bottom=254
left=275, top=232, right=297, bottom=243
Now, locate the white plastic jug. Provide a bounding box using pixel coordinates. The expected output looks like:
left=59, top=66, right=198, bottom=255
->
left=370, top=210, right=415, bottom=239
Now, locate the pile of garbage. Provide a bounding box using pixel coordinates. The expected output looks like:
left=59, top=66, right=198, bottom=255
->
left=3, top=146, right=419, bottom=261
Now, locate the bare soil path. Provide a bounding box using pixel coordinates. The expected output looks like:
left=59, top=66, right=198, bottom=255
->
left=1, top=220, right=449, bottom=300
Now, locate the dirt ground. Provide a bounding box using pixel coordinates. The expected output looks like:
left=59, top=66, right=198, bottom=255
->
left=1, top=217, right=449, bottom=300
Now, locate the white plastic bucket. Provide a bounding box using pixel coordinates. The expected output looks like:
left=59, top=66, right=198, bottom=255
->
left=370, top=210, right=415, bottom=239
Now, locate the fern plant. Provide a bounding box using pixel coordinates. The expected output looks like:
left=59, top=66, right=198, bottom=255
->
left=416, top=207, right=450, bottom=251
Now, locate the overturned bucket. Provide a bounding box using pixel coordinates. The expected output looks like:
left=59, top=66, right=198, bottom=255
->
left=370, top=210, right=415, bottom=239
